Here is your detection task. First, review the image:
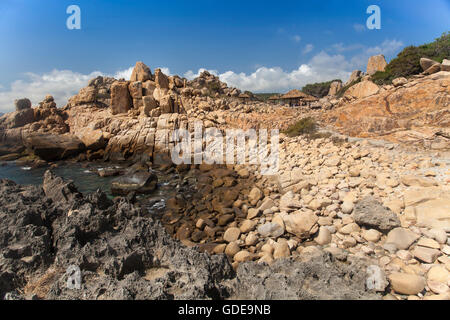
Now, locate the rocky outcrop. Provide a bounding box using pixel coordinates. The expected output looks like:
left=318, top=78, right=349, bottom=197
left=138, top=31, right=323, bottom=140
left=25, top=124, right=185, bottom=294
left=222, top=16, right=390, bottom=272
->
left=111, top=171, right=158, bottom=195
left=328, top=81, right=343, bottom=96
left=0, top=173, right=381, bottom=300
left=323, top=71, right=450, bottom=149
left=344, top=80, right=380, bottom=99
left=110, top=81, right=132, bottom=115
left=367, top=55, right=387, bottom=75
left=130, top=61, right=152, bottom=82
left=23, top=133, right=85, bottom=161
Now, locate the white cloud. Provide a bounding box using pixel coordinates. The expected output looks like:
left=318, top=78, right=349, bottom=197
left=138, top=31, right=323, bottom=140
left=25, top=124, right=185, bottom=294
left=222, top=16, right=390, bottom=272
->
left=184, top=68, right=219, bottom=80
left=114, top=67, right=133, bottom=80
left=292, top=35, right=301, bottom=43
left=0, top=66, right=171, bottom=113
left=218, top=51, right=352, bottom=93
left=0, top=38, right=405, bottom=112
left=302, top=44, right=314, bottom=54
left=353, top=23, right=366, bottom=32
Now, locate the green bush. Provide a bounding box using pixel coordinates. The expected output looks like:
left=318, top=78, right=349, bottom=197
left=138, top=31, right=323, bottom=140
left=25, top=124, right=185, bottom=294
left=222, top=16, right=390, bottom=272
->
left=370, top=32, right=450, bottom=85
left=302, top=80, right=342, bottom=98
left=282, top=117, right=317, bottom=137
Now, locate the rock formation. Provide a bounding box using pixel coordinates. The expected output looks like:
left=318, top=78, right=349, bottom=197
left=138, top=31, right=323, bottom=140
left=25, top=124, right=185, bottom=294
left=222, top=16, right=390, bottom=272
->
left=367, top=55, right=388, bottom=75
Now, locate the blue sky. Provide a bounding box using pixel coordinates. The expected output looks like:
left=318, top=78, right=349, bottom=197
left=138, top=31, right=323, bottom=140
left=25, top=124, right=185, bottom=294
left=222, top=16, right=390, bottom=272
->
left=0, top=0, right=449, bottom=112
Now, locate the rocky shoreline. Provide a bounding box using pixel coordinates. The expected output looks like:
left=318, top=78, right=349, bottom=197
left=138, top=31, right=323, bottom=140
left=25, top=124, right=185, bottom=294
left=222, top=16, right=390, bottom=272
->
left=0, top=170, right=379, bottom=300
left=0, top=58, right=449, bottom=300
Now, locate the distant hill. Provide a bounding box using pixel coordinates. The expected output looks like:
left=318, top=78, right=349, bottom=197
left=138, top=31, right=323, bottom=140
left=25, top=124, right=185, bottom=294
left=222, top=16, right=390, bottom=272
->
left=254, top=93, right=280, bottom=101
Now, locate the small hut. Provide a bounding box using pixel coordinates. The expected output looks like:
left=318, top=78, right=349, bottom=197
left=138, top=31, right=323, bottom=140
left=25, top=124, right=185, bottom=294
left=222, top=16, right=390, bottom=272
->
left=280, top=89, right=319, bottom=107
left=268, top=94, right=282, bottom=104
left=238, top=93, right=251, bottom=102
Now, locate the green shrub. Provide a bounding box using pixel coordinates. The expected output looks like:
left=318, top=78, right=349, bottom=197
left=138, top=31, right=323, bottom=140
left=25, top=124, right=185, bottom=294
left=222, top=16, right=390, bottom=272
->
left=282, top=117, right=317, bottom=137
left=370, top=32, right=450, bottom=85
left=302, top=80, right=342, bottom=98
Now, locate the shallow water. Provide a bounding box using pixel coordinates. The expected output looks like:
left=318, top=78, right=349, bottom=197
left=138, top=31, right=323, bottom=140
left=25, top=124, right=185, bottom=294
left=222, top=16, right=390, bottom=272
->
left=0, top=162, right=180, bottom=213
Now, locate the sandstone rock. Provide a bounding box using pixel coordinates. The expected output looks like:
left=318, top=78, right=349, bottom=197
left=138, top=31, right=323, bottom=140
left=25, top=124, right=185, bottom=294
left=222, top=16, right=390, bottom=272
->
left=344, top=80, right=380, bottom=99
left=427, top=266, right=450, bottom=283
left=234, top=251, right=253, bottom=263
left=279, top=191, right=302, bottom=212
left=240, top=220, right=257, bottom=233
left=388, top=273, right=425, bottom=295
left=155, top=68, right=169, bottom=89
left=128, top=81, right=143, bottom=99
left=257, top=223, right=284, bottom=238
left=415, top=199, right=450, bottom=231
left=110, top=81, right=132, bottom=115
left=353, top=196, right=400, bottom=233
left=412, top=246, right=441, bottom=263
left=14, top=98, right=31, bottom=111
left=247, top=208, right=260, bottom=220
left=362, top=229, right=381, bottom=242
left=424, top=64, right=441, bottom=75
left=401, top=175, right=438, bottom=187
left=345, top=70, right=363, bottom=86
left=392, top=77, right=407, bottom=87
left=130, top=61, right=152, bottom=82
left=248, top=187, right=263, bottom=204
left=367, top=55, right=387, bottom=75
left=225, top=241, right=240, bottom=257
left=315, top=227, right=332, bottom=245
left=385, top=228, right=420, bottom=250
left=283, top=211, right=318, bottom=239
left=273, top=240, right=290, bottom=259
left=223, top=227, right=241, bottom=243
left=24, top=133, right=85, bottom=161
left=76, top=129, right=107, bottom=151
left=328, top=81, right=343, bottom=96
left=420, top=58, right=440, bottom=71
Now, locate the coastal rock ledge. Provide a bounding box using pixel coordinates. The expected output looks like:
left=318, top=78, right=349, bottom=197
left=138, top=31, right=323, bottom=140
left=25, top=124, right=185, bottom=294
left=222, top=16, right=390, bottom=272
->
left=0, top=172, right=379, bottom=300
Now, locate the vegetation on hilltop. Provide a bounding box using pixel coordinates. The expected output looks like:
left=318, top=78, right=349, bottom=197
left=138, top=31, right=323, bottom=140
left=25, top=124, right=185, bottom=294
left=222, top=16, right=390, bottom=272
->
left=302, top=79, right=342, bottom=98
left=254, top=93, right=280, bottom=101
left=372, top=32, right=450, bottom=85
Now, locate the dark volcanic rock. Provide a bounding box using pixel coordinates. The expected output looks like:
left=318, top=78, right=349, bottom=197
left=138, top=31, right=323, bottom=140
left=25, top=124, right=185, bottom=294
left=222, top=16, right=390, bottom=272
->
left=353, top=196, right=401, bottom=233
left=0, top=172, right=381, bottom=300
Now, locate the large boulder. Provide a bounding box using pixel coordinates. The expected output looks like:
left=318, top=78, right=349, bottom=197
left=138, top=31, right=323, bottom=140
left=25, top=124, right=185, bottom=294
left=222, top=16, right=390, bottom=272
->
left=130, top=61, right=152, bottom=82
left=345, top=70, right=363, bottom=86
left=366, top=55, right=387, bottom=75
left=76, top=128, right=107, bottom=151
left=353, top=196, right=400, bottom=233
left=14, top=98, right=31, bottom=111
left=283, top=211, right=318, bottom=239
left=110, top=81, right=132, bottom=115
left=2, top=108, right=35, bottom=128
left=24, top=133, right=86, bottom=161
left=420, top=58, right=440, bottom=71
left=111, top=171, right=158, bottom=195
left=155, top=68, right=169, bottom=89
left=328, top=81, right=343, bottom=96
left=68, top=86, right=97, bottom=106
left=344, top=80, right=380, bottom=99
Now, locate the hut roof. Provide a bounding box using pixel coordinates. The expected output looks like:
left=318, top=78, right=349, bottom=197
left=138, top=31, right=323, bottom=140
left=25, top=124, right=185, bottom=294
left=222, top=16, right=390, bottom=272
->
left=268, top=95, right=282, bottom=100
left=281, top=89, right=318, bottom=101
left=239, top=93, right=251, bottom=99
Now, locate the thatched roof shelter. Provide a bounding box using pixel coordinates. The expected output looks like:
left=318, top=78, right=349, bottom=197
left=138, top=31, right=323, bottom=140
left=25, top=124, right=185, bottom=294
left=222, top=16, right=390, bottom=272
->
left=280, top=89, right=318, bottom=101
left=268, top=95, right=282, bottom=100
left=280, top=89, right=318, bottom=107
left=239, top=93, right=251, bottom=99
